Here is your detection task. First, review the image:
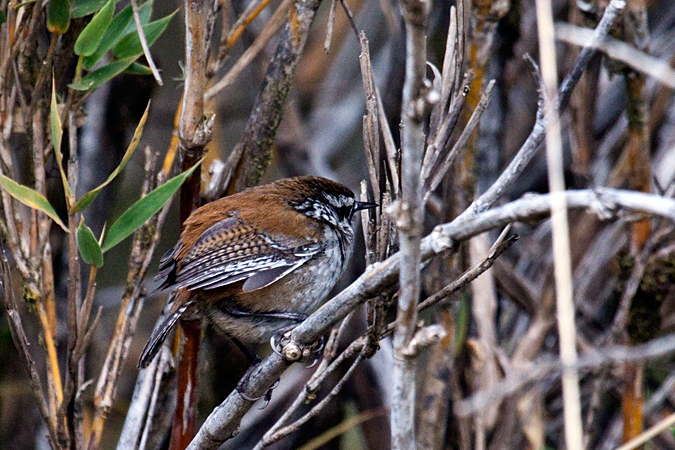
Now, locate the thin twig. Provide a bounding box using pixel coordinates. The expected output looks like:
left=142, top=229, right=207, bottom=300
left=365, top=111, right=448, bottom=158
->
left=205, top=0, right=292, bottom=101
left=459, top=0, right=626, bottom=220
left=417, top=233, right=518, bottom=312
left=535, top=0, right=583, bottom=445
left=556, top=23, right=675, bottom=89
left=323, top=0, right=338, bottom=53
left=614, top=411, right=675, bottom=450
left=420, top=71, right=473, bottom=187
left=423, top=79, right=495, bottom=205
left=257, top=353, right=365, bottom=448
left=456, top=332, right=675, bottom=417
left=208, top=0, right=273, bottom=76
left=130, top=0, right=163, bottom=85
left=1, top=249, right=61, bottom=450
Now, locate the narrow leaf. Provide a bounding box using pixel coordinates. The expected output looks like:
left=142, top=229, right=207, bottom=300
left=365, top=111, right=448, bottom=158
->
left=77, top=217, right=103, bottom=267
left=124, top=62, right=153, bottom=76
left=68, top=56, right=136, bottom=91
left=82, top=0, right=153, bottom=70
left=47, top=0, right=70, bottom=34
left=71, top=0, right=111, bottom=18
left=0, top=173, right=68, bottom=232
left=71, top=101, right=151, bottom=212
left=74, top=0, right=115, bottom=56
left=50, top=81, right=72, bottom=200
left=112, top=12, right=175, bottom=59
left=119, top=0, right=153, bottom=35
left=102, top=161, right=202, bottom=252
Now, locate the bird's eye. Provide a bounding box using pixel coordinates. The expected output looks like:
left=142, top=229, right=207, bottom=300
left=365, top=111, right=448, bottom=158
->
left=340, top=204, right=353, bottom=220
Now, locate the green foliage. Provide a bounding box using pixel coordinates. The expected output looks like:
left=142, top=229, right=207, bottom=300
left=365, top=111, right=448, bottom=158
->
left=74, top=0, right=115, bottom=56
left=50, top=81, right=73, bottom=201
left=69, top=0, right=173, bottom=92
left=81, top=0, right=153, bottom=70
left=47, top=0, right=70, bottom=34
left=69, top=56, right=137, bottom=91
left=71, top=102, right=150, bottom=212
left=71, top=0, right=116, bottom=18
left=101, top=161, right=203, bottom=252
left=112, top=12, right=176, bottom=59
left=0, top=173, right=67, bottom=232
left=0, top=10, right=7, bottom=25
left=77, top=218, right=104, bottom=267
left=124, top=62, right=153, bottom=75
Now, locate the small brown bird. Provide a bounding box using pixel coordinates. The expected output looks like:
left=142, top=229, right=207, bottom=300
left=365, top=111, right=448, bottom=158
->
left=138, top=176, right=376, bottom=382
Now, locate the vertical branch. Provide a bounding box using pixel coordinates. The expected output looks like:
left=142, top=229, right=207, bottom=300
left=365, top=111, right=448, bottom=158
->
left=534, top=0, right=583, bottom=449
left=624, top=0, right=651, bottom=252
left=620, top=0, right=650, bottom=442
left=88, top=149, right=171, bottom=450
left=392, top=0, right=429, bottom=449
left=58, top=112, right=82, bottom=449
left=173, top=0, right=213, bottom=449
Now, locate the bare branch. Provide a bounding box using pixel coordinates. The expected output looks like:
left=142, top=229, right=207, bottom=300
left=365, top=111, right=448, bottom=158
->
left=455, top=332, right=675, bottom=417
left=459, top=0, right=626, bottom=219
left=392, top=0, right=430, bottom=447
left=205, top=0, right=292, bottom=101
left=186, top=187, right=675, bottom=449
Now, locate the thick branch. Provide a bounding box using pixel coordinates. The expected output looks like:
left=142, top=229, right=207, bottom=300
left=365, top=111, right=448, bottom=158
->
left=174, top=0, right=212, bottom=448
left=392, top=0, right=429, bottom=447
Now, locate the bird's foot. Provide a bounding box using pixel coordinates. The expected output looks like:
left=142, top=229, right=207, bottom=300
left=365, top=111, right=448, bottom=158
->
left=236, top=364, right=279, bottom=409
left=271, top=331, right=324, bottom=367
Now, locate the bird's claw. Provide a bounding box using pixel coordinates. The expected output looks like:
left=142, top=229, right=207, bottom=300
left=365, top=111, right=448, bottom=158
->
left=270, top=333, right=325, bottom=366
left=236, top=368, right=280, bottom=409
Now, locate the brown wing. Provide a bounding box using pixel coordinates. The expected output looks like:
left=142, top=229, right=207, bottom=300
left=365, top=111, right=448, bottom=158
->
left=155, top=214, right=322, bottom=293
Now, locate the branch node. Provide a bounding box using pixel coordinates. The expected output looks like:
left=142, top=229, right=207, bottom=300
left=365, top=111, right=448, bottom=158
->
left=195, top=113, right=216, bottom=148
left=430, top=225, right=455, bottom=254
left=280, top=340, right=303, bottom=362
left=388, top=200, right=423, bottom=233
left=401, top=324, right=446, bottom=357
left=592, top=188, right=619, bottom=220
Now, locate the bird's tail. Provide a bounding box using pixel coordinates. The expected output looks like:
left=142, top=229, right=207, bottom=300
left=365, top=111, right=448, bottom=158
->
left=138, top=303, right=188, bottom=369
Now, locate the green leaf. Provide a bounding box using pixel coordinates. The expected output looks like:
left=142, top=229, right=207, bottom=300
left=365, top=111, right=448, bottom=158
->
left=68, top=56, right=136, bottom=91
left=47, top=0, right=70, bottom=34
left=50, top=81, right=72, bottom=201
left=0, top=172, right=68, bottom=232
left=102, top=160, right=202, bottom=252
left=71, top=0, right=115, bottom=18
left=77, top=217, right=103, bottom=267
left=82, top=0, right=153, bottom=70
left=124, top=62, right=153, bottom=76
left=118, top=0, right=153, bottom=35
left=74, top=0, right=115, bottom=56
left=71, top=102, right=150, bottom=212
left=0, top=10, right=7, bottom=25
left=112, top=11, right=175, bottom=59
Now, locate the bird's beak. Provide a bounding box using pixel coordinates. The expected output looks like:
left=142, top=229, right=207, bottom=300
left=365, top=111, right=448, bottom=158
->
left=354, top=201, right=378, bottom=212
